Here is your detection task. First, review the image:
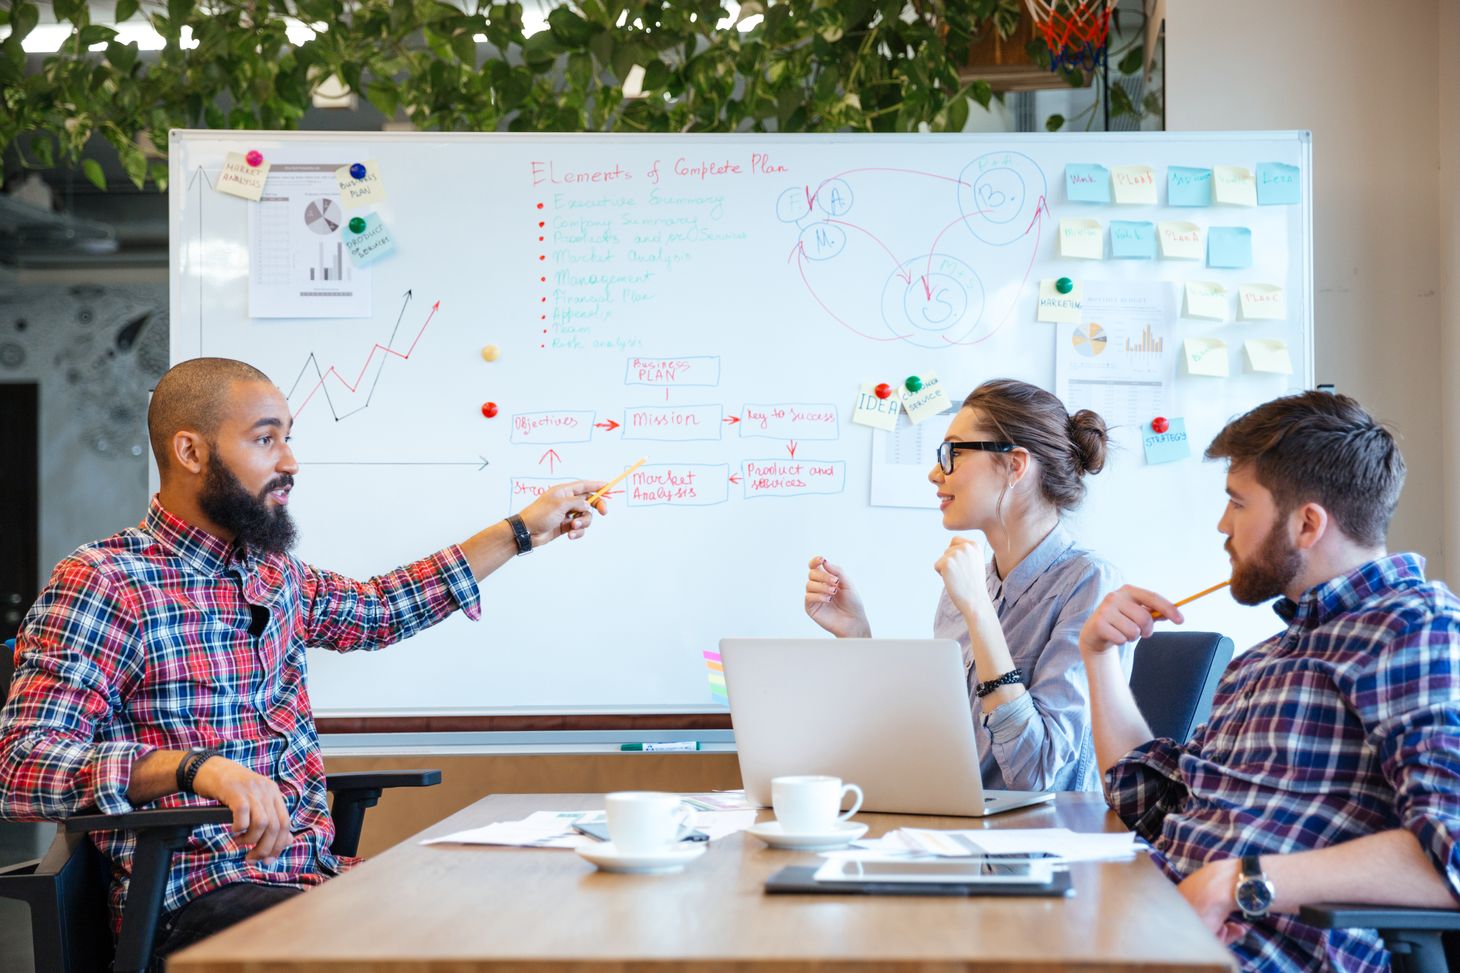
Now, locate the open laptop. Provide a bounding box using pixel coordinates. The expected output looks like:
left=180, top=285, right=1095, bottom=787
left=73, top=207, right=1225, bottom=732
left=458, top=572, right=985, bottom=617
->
left=720, top=638, right=1056, bottom=817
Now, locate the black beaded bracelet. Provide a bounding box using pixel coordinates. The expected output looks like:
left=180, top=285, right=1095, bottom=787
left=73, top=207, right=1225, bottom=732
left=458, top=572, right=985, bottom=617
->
left=176, top=748, right=220, bottom=794
left=975, top=667, right=1025, bottom=699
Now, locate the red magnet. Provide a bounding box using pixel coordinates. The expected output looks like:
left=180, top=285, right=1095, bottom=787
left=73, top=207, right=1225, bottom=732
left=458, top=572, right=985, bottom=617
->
left=245, top=150, right=264, bottom=167
left=481, top=402, right=499, bottom=419
left=1151, top=416, right=1169, bottom=434
left=874, top=383, right=893, bottom=400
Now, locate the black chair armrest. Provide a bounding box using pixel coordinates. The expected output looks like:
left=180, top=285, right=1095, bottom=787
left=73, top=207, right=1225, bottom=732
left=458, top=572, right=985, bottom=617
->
left=324, top=769, right=442, bottom=859
left=63, top=805, right=234, bottom=834
left=325, top=769, right=442, bottom=792
left=1300, top=903, right=1460, bottom=932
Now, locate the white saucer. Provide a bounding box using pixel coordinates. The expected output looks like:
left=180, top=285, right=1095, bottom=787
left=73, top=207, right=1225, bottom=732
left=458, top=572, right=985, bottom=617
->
left=575, top=841, right=707, bottom=874
left=746, top=820, right=869, bottom=851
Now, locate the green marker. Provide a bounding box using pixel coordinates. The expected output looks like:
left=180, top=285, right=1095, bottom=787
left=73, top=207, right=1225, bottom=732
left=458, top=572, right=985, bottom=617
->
left=620, top=741, right=701, bottom=752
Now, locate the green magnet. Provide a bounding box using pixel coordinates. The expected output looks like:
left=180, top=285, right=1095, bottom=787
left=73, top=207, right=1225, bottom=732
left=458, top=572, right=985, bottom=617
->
left=348, top=216, right=367, bottom=234
left=1055, top=277, right=1074, bottom=294
left=904, top=375, right=923, bottom=393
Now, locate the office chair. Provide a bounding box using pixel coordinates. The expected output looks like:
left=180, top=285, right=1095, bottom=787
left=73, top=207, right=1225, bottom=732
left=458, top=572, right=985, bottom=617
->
left=1126, top=631, right=1234, bottom=743
left=0, top=639, right=443, bottom=973
left=1299, top=905, right=1460, bottom=973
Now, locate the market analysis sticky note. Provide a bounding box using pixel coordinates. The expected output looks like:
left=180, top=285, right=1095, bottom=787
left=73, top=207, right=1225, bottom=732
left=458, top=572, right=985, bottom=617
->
left=1245, top=338, right=1294, bottom=374
left=1037, top=279, right=1084, bottom=323
left=1184, top=337, right=1230, bottom=377
left=1158, top=221, right=1203, bottom=259
left=1066, top=164, right=1111, bottom=203
left=1184, top=281, right=1229, bottom=321
left=1059, top=218, right=1104, bottom=259
left=215, top=152, right=270, bottom=201
left=1238, top=283, right=1286, bottom=320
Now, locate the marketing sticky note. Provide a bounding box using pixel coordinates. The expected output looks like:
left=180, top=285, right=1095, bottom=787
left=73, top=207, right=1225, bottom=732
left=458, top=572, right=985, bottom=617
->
left=1168, top=166, right=1213, bottom=207
left=335, top=159, right=387, bottom=209
left=1184, top=281, right=1229, bottom=321
left=1158, top=221, right=1203, bottom=260
left=1066, top=164, right=1111, bottom=203
left=215, top=151, right=270, bottom=201
left=851, top=382, right=902, bottom=431
left=1109, top=220, right=1157, bottom=259
left=1207, top=227, right=1253, bottom=269
left=1111, top=165, right=1158, bottom=205
left=903, top=372, right=953, bottom=425
left=1036, top=279, right=1084, bottom=323
left=1059, top=218, right=1104, bottom=259
left=1143, top=418, right=1191, bottom=465
left=342, top=212, right=397, bottom=266
left=1184, top=337, right=1230, bottom=377
left=1257, top=162, right=1301, bottom=205
left=1238, top=283, right=1287, bottom=320
left=1213, top=165, right=1258, bottom=206
left=1245, top=338, right=1294, bottom=374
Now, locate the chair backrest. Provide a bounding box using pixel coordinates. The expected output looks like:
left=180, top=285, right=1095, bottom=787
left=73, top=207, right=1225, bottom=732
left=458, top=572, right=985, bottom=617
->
left=1127, top=631, right=1235, bottom=743
left=2, top=638, right=15, bottom=707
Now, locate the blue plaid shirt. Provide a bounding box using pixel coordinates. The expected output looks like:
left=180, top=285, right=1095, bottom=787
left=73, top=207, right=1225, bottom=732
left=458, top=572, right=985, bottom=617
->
left=1105, top=554, right=1460, bottom=973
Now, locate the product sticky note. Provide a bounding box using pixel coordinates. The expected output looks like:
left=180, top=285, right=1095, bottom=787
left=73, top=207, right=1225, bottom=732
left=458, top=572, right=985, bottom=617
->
left=342, top=212, right=397, bottom=266
left=1066, top=164, right=1111, bottom=203
left=1110, top=220, right=1157, bottom=259
left=1244, top=338, right=1294, bottom=374
left=1257, top=162, right=1301, bottom=205
left=215, top=152, right=270, bottom=201
left=1184, top=337, right=1230, bottom=377
left=851, top=382, right=902, bottom=431
left=1207, top=227, right=1253, bottom=269
left=1213, top=165, right=1258, bottom=206
left=1037, top=279, right=1084, bottom=323
left=903, top=372, right=953, bottom=425
left=1059, top=218, right=1104, bottom=259
left=1184, top=281, right=1229, bottom=321
left=334, top=159, right=387, bottom=209
left=1143, top=418, right=1191, bottom=465
left=1158, top=221, right=1203, bottom=259
left=1238, top=283, right=1287, bottom=320
left=1111, top=164, right=1158, bottom=205
left=1168, top=166, right=1213, bottom=207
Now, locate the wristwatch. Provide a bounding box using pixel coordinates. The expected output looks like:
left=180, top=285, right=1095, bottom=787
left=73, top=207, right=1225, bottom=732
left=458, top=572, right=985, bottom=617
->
left=1234, top=855, right=1275, bottom=919
left=506, top=514, right=533, bottom=556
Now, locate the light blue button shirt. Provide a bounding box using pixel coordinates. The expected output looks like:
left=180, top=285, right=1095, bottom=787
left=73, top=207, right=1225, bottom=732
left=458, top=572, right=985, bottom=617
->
left=933, top=521, right=1129, bottom=792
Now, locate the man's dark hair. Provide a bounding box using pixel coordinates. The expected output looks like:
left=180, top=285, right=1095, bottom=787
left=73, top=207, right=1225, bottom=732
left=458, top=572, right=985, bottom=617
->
left=148, top=358, right=272, bottom=471
left=1205, top=391, right=1405, bottom=548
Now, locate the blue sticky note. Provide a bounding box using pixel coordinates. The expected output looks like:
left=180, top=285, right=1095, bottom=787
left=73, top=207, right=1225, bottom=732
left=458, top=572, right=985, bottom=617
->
left=1143, top=418, right=1191, bottom=466
left=1256, top=162, right=1301, bottom=205
left=1109, top=220, right=1157, bottom=260
left=342, top=212, right=397, bottom=266
left=1168, top=166, right=1212, bottom=207
left=1066, top=164, right=1111, bottom=203
left=1207, top=227, right=1252, bottom=269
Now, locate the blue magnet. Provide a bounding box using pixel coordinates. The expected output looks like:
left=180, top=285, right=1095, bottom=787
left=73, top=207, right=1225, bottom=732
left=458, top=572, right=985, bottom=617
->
left=349, top=162, right=367, bottom=180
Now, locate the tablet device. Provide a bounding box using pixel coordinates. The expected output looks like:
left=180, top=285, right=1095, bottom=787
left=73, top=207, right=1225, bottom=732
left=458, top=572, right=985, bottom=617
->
left=812, top=857, right=1054, bottom=885
left=571, top=822, right=709, bottom=843
left=765, top=865, right=1073, bottom=898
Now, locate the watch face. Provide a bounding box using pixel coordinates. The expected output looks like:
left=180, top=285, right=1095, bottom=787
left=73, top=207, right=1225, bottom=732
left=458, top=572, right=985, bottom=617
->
left=1236, top=877, right=1274, bottom=916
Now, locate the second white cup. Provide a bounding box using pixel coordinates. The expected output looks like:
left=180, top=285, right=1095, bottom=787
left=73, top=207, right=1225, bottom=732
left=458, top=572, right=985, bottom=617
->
left=771, top=775, right=864, bottom=834
left=604, top=791, right=695, bottom=855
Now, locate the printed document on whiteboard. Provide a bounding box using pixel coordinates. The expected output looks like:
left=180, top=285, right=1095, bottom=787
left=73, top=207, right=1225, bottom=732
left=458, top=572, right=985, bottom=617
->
left=248, top=163, right=372, bottom=318
left=1054, top=281, right=1175, bottom=429
left=869, top=409, right=956, bottom=509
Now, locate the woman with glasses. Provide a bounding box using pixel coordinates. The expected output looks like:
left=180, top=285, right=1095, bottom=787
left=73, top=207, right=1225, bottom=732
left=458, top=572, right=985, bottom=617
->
left=803, top=378, right=1126, bottom=792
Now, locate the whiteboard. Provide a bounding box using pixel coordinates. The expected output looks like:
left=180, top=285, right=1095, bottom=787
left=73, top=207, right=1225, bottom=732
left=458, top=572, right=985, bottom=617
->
left=169, top=131, right=1312, bottom=717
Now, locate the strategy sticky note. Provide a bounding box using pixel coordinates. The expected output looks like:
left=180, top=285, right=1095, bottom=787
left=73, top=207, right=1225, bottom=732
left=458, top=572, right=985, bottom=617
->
left=1109, top=221, right=1157, bottom=259
left=1059, top=218, right=1104, bottom=259
left=1184, top=337, right=1230, bottom=377
left=1245, top=338, right=1294, bottom=374
left=903, top=372, right=953, bottom=425
left=1207, top=227, right=1253, bottom=269
left=1238, top=283, right=1287, bottom=320
left=335, top=159, right=387, bottom=209
left=1257, top=162, right=1301, bottom=205
left=1037, top=279, right=1084, bottom=323
left=1143, top=418, right=1191, bottom=465
left=1066, top=164, right=1111, bottom=203
left=851, top=382, right=902, bottom=431
left=342, top=212, right=397, bottom=265
left=215, top=151, right=270, bottom=201
left=1111, top=165, right=1158, bottom=205
left=1168, top=166, right=1213, bottom=207
left=703, top=650, right=728, bottom=701
left=1213, top=165, right=1258, bottom=206
left=1158, top=221, right=1203, bottom=259
left=1184, top=281, right=1229, bottom=321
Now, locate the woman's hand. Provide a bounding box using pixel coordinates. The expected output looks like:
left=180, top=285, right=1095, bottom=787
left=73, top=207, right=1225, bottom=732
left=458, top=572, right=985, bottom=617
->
left=804, top=556, right=871, bottom=638
left=934, top=536, right=994, bottom=620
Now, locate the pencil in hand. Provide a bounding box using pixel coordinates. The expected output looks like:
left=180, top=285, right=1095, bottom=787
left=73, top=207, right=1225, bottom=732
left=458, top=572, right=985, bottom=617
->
left=1152, top=580, right=1231, bottom=621
left=585, top=457, right=647, bottom=508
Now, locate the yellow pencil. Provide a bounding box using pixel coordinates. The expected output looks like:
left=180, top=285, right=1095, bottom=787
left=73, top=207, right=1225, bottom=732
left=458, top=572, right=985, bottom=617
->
left=585, top=457, right=647, bottom=507
left=1153, top=580, right=1231, bottom=620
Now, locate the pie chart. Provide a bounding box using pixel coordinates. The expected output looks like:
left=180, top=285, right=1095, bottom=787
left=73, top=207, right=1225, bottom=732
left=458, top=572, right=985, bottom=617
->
left=1072, top=323, right=1107, bottom=357
left=304, top=198, right=343, bottom=235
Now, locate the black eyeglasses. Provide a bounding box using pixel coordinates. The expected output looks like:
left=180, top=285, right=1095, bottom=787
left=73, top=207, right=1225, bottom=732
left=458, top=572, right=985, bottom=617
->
left=936, top=440, right=1016, bottom=474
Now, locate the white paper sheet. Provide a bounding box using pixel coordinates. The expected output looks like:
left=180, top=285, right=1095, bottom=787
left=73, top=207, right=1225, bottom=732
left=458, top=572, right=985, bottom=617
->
left=1054, top=280, right=1175, bottom=430
left=422, top=808, right=758, bottom=848
left=248, top=162, right=372, bottom=318
left=869, top=408, right=957, bottom=508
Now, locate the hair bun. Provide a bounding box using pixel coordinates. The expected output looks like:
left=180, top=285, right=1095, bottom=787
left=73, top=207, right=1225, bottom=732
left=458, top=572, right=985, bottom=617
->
left=1067, top=409, right=1109, bottom=475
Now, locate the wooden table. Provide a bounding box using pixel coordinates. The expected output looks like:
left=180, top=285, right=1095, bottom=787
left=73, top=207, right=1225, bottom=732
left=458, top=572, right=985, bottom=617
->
left=170, top=792, right=1234, bottom=972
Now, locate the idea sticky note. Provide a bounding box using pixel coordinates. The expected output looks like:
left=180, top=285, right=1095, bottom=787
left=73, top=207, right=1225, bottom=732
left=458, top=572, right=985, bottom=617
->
left=851, top=382, right=902, bottom=431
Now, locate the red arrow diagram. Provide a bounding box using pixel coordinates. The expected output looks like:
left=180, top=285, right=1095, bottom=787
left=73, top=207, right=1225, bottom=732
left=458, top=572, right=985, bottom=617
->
left=539, top=448, right=561, bottom=473
left=940, top=194, right=1050, bottom=348
left=728, top=473, right=742, bottom=485
left=787, top=441, right=798, bottom=459
left=724, top=415, right=741, bottom=426
left=595, top=419, right=621, bottom=431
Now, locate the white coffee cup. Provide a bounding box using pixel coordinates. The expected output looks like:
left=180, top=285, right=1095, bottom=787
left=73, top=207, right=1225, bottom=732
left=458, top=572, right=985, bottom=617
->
left=771, top=775, right=864, bottom=834
left=603, top=791, right=696, bottom=855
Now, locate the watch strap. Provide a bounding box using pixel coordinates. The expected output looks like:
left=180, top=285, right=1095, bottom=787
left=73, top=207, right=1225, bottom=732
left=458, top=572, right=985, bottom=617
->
left=176, top=748, right=220, bottom=794
left=1241, top=854, right=1263, bottom=878
left=506, top=514, right=533, bottom=555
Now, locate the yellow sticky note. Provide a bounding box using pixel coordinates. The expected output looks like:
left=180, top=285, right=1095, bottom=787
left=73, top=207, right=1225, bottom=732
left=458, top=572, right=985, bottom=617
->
left=1184, top=337, right=1230, bottom=377
left=1037, top=279, right=1084, bottom=324
left=903, top=373, right=953, bottom=425
left=1213, top=165, right=1258, bottom=206
left=215, top=151, right=270, bottom=201
left=334, top=159, right=387, bottom=209
left=1059, top=218, right=1104, bottom=259
left=1238, top=283, right=1287, bottom=320
left=1244, top=339, right=1294, bottom=375
left=1158, top=221, right=1203, bottom=260
left=1111, top=165, right=1158, bottom=205
left=1183, top=281, right=1229, bottom=321
left=851, top=383, right=902, bottom=431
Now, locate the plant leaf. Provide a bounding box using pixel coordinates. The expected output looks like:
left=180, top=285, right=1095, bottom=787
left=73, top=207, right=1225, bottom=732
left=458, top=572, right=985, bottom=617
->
left=82, top=158, right=107, bottom=190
